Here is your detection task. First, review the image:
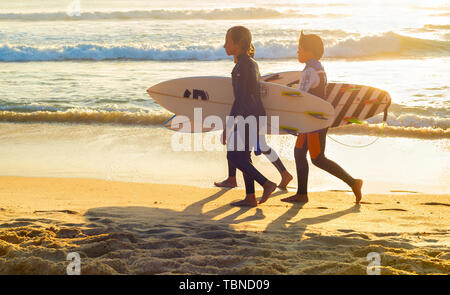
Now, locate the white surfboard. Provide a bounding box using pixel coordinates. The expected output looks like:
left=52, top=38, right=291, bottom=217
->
left=147, top=76, right=335, bottom=134
left=262, top=71, right=391, bottom=127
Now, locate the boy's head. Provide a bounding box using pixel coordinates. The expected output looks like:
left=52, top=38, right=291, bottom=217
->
left=224, top=26, right=252, bottom=56
left=297, top=30, right=324, bottom=63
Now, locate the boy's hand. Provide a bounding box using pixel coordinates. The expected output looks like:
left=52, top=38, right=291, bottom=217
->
left=221, top=130, right=226, bottom=145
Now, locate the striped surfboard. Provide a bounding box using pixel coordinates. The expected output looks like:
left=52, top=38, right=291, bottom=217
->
left=263, top=71, right=391, bottom=127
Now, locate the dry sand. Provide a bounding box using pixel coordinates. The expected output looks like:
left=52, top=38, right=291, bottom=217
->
left=0, top=176, right=448, bottom=275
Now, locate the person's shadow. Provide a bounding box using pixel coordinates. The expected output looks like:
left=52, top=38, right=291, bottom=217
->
left=264, top=203, right=361, bottom=240
left=79, top=188, right=360, bottom=274
left=202, top=189, right=288, bottom=224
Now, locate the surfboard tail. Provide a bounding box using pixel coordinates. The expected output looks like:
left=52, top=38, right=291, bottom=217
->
left=383, top=93, right=392, bottom=122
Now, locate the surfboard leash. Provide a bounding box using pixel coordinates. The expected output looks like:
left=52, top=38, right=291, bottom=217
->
left=162, top=114, right=177, bottom=126
left=327, top=98, right=390, bottom=148
left=326, top=121, right=386, bottom=148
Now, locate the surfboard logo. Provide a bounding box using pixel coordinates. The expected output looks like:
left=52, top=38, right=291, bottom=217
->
left=183, top=89, right=209, bottom=100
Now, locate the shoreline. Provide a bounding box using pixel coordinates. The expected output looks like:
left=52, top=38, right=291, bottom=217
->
left=0, top=122, right=448, bottom=195
left=0, top=174, right=448, bottom=195
left=0, top=176, right=448, bottom=274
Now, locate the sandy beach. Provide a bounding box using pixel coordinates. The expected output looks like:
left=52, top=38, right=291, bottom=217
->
left=0, top=176, right=448, bottom=275
left=2, top=0, right=450, bottom=277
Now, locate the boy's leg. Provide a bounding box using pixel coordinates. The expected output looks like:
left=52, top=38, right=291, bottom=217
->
left=309, top=128, right=363, bottom=203
left=282, top=134, right=309, bottom=203
left=228, top=151, right=257, bottom=206
left=261, top=148, right=286, bottom=172
left=227, top=151, right=267, bottom=186
left=259, top=135, right=293, bottom=189
left=214, top=160, right=237, bottom=188
left=227, top=150, right=276, bottom=205
left=228, top=160, right=237, bottom=177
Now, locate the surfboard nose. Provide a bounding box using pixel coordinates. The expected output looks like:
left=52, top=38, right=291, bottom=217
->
left=147, top=79, right=173, bottom=96
left=147, top=83, right=159, bottom=95
left=147, top=82, right=165, bottom=98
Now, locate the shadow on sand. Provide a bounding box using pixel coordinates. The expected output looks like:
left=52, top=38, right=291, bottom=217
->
left=76, top=187, right=361, bottom=274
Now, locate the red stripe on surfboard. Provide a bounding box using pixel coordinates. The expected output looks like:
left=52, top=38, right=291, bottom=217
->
left=364, top=90, right=388, bottom=120
left=349, top=86, right=376, bottom=121
left=331, top=86, right=360, bottom=127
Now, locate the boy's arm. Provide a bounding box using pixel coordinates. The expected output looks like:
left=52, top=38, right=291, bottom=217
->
left=297, top=67, right=320, bottom=93
left=229, top=64, right=250, bottom=117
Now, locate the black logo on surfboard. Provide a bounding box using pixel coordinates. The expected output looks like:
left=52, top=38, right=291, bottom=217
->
left=183, top=89, right=209, bottom=100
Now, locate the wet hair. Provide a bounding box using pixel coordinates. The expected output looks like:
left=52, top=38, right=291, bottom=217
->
left=227, top=26, right=252, bottom=52
left=299, top=30, right=324, bottom=60
left=247, top=43, right=255, bottom=58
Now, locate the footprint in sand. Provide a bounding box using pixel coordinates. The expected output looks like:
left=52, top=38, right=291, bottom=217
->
left=378, top=208, right=408, bottom=212
left=359, top=201, right=382, bottom=205
left=421, top=202, right=450, bottom=207
left=337, top=229, right=355, bottom=233
left=34, top=210, right=78, bottom=215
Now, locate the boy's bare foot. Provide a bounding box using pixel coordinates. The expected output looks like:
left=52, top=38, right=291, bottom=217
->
left=278, top=170, right=293, bottom=190
left=214, top=177, right=237, bottom=188
left=281, top=194, right=308, bottom=203
left=231, top=194, right=257, bottom=207
left=351, top=179, right=363, bottom=204
left=259, top=181, right=277, bottom=204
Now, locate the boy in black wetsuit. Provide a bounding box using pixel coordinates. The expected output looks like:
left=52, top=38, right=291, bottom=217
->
left=214, top=43, right=293, bottom=190
left=281, top=31, right=363, bottom=204
left=222, top=26, right=277, bottom=207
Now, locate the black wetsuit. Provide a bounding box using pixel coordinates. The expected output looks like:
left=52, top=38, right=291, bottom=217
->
left=226, top=53, right=269, bottom=194
left=295, top=59, right=355, bottom=195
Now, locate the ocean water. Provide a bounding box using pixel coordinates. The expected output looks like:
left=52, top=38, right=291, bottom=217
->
left=0, top=0, right=449, bottom=193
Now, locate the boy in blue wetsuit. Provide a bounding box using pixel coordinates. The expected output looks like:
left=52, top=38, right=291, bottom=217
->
left=281, top=31, right=363, bottom=204
left=222, top=26, right=277, bottom=207
left=215, top=43, right=293, bottom=190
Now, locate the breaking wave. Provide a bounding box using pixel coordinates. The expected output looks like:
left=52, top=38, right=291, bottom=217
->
left=1, top=32, right=449, bottom=62
left=0, top=108, right=448, bottom=139
left=0, top=8, right=321, bottom=21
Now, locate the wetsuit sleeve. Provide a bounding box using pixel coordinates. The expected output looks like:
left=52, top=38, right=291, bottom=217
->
left=297, top=67, right=320, bottom=93
left=230, top=63, right=250, bottom=117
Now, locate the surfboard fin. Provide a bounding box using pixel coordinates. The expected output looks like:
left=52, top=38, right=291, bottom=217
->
left=287, top=80, right=300, bottom=88
left=282, top=91, right=302, bottom=97
left=306, top=111, right=327, bottom=120
left=263, top=74, right=280, bottom=82
left=280, top=126, right=298, bottom=135
left=344, top=117, right=364, bottom=124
